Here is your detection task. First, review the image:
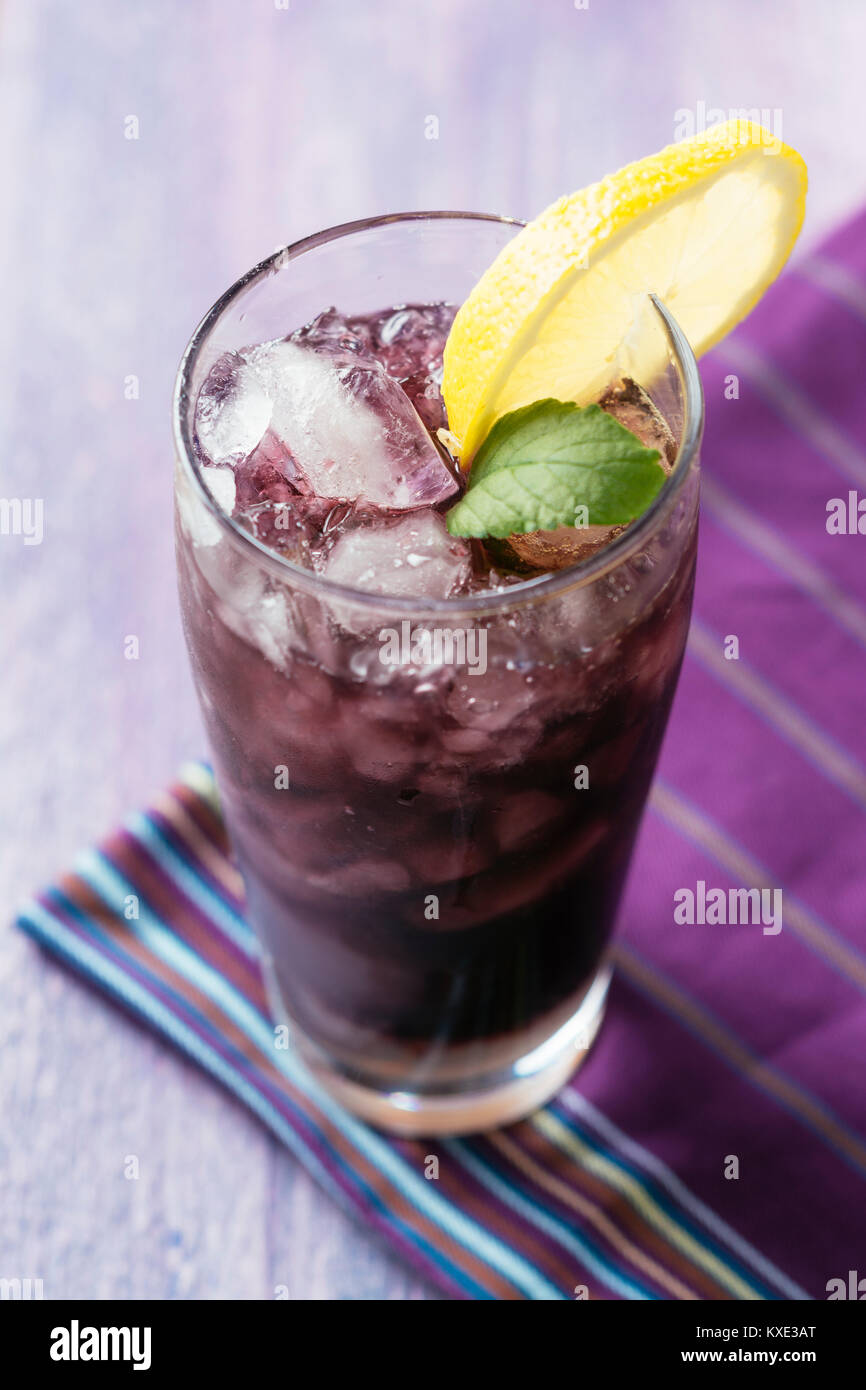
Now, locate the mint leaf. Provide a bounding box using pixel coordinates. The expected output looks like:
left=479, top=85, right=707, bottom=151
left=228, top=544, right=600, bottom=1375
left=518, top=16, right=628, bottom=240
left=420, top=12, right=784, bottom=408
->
left=445, top=398, right=666, bottom=539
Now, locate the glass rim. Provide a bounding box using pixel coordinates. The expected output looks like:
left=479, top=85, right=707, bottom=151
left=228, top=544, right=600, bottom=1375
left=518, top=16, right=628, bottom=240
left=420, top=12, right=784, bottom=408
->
left=172, top=210, right=704, bottom=619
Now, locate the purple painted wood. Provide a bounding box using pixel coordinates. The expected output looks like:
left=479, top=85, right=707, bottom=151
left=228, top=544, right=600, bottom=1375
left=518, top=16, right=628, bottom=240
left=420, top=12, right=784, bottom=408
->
left=1, top=0, right=864, bottom=1300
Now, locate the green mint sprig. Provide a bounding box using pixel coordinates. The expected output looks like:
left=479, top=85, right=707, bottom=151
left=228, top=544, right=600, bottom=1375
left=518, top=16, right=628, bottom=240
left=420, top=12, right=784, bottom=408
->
left=445, top=398, right=665, bottom=539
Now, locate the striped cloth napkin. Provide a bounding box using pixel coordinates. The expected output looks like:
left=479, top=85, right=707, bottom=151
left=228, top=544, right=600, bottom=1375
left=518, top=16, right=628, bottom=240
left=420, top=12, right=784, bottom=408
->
left=17, top=211, right=866, bottom=1301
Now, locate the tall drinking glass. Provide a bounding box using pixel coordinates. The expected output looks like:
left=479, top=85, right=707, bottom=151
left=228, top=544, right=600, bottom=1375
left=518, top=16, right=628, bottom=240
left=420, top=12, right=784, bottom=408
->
left=173, top=214, right=702, bottom=1135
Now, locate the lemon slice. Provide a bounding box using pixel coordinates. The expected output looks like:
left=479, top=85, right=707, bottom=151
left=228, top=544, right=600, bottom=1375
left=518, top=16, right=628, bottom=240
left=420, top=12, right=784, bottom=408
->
left=443, top=120, right=807, bottom=461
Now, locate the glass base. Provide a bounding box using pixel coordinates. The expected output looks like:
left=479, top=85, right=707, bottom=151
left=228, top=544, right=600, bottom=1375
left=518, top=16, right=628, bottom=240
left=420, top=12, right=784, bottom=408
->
left=265, top=963, right=612, bottom=1137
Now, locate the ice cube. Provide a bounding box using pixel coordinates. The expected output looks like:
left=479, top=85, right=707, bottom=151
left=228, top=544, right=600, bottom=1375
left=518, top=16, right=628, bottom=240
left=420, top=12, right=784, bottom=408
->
left=235, top=497, right=316, bottom=567
left=446, top=668, right=538, bottom=732
left=245, top=337, right=457, bottom=509
left=455, top=819, right=609, bottom=927
left=597, top=377, right=678, bottom=466
left=324, top=857, right=412, bottom=896
left=373, top=305, right=451, bottom=384
left=502, top=378, right=676, bottom=573
left=496, top=525, right=629, bottom=573
left=176, top=463, right=222, bottom=548
left=187, top=525, right=295, bottom=671
left=348, top=720, right=420, bottom=784
left=195, top=352, right=272, bottom=466
left=400, top=370, right=448, bottom=433
left=202, top=465, right=236, bottom=515
left=295, top=306, right=374, bottom=354
left=195, top=331, right=457, bottom=512
left=374, top=303, right=454, bottom=354
left=322, top=511, right=470, bottom=600
left=493, top=790, right=565, bottom=853
left=405, top=833, right=490, bottom=885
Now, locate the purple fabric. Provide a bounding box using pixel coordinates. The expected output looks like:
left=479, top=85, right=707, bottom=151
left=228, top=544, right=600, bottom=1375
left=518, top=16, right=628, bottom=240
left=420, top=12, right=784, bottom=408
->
left=600, top=207, right=866, bottom=1291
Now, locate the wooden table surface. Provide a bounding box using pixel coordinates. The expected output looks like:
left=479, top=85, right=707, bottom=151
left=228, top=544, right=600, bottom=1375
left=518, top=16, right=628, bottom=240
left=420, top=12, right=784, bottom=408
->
left=2, top=0, right=864, bottom=1301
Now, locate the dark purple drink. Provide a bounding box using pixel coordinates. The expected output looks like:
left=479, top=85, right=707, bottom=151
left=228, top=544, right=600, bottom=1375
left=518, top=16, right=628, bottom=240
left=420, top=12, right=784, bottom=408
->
left=174, top=217, right=700, bottom=1133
